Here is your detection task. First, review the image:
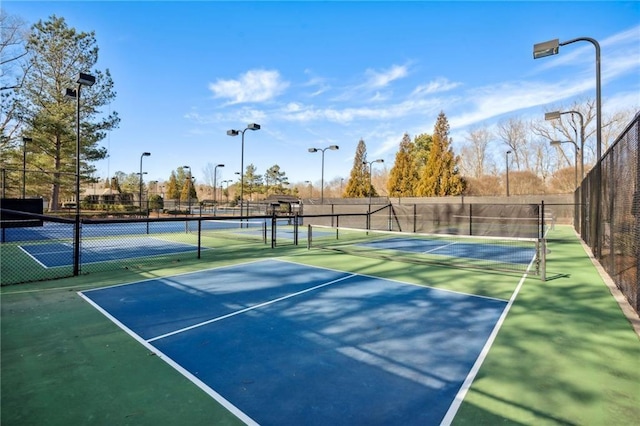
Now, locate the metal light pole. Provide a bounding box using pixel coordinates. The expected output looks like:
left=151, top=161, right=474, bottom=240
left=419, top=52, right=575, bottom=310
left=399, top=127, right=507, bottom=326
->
left=363, top=159, right=384, bottom=204
left=183, top=165, right=191, bottom=215
left=506, top=150, right=512, bottom=197
left=550, top=140, right=579, bottom=188
left=223, top=179, right=231, bottom=203
left=227, top=123, right=260, bottom=223
left=22, top=137, right=32, bottom=198
left=66, top=72, right=95, bottom=276
left=308, top=145, right=339, bottom=204
left=139, top=152, right=151, bottom=212
left=213, top=163, right=224, bottom=215
left=545, top=110, right=585, bottom=181
left=534, top=36, right=602, bottom=255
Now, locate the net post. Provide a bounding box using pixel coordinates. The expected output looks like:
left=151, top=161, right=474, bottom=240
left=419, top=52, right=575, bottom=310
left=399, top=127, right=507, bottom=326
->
left=469, top=204, right=473, bottom=236
left=271, top=214, right=276, bottom=248
left=293, top=213, right=299, bottom=245
left=539, top=237, right=546, bottom=281
left=263, top=221, right=267, bottom=244
left=307, top=224, right=312, bottom=249
left=73, top=214, right=81, bottom=276
left=197, top=219, right=202, bottom=259
left=413, top=204, right=417, bottom=233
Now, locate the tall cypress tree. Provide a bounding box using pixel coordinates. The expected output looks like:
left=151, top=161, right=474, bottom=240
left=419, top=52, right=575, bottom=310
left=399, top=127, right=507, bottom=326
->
left=387, top=133, right=418, bottom=197
left=417, top=111, right=465, bottom=196
left=344, top=139, right=370, bottom=198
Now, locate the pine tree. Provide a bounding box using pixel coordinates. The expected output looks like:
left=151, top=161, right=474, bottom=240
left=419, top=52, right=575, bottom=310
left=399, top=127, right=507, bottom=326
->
left=344, top=139, right=370, bottom=198
left=166, top=171, right=180, bottom=200
left=243, top=164, right=263, bottom=201
left=387, top=133, right=418, bottom=197
left=13, top=16, right=118, bottom=210
left=417, top=111, right=465, bottom=196
left=265, top=164, right=289, bottom=195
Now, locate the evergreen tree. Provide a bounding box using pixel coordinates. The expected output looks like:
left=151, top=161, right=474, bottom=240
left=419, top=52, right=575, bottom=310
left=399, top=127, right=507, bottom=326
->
left=344, top=139, right=370, bottom=198
left=12, top=16, right=118, bottom=209
left=243, top=164, right=263, bottom=200
left=417, top=111, right=465, bottom=196
left=412, top=133, right=433, bottom=174
left=180, top=167, right=197, bottom=203
left=387, top=133, right=418, bottom=197
left=265, top=164, right=289, bottom=195
left=166, top=171, right=180, bottom=200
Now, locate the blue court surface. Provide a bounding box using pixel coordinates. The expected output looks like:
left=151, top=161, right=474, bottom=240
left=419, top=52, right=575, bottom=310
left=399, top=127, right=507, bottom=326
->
left=20, top=236, right=201, bottom=268
left=80, top=259, right=508, bottom=425
left=360, top=236, right=536, bottom=265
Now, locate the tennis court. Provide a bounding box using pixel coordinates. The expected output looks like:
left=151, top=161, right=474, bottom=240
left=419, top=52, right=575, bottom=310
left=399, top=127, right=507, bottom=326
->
left=80, top=259, right=509, bottom=425
left=1, top=225, right=639, bottom=425
left=19, top=236, right=203, bottom=268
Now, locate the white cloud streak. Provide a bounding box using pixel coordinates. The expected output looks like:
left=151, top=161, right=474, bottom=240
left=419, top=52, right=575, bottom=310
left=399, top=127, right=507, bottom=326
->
left=208, top=69, right=289, bottom=104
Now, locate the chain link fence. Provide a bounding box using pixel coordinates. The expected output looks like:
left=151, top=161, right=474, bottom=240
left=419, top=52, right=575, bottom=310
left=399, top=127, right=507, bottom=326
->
left=578, top=111, right=639, bottom=313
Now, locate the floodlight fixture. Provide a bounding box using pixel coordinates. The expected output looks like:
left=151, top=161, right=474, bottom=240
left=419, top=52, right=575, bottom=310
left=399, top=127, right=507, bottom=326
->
left=544, top=111, right=562, bottom=121
left=77, top=72, right=96, bottom=87
left=308, top=144, right=341, bottom=203
left=533, top=39, right=559, bottom=59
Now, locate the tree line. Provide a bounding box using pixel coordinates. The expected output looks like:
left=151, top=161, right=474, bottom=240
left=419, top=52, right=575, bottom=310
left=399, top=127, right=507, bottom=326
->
left=1, top=13, right=635, bottom=210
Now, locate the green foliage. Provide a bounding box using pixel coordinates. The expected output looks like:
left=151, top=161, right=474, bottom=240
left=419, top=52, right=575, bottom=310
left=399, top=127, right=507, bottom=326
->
left=148, top=194, right=164, bottom=211
left=13, top=15, right=118, bottom=210
left=242, top=164, right=263, bottom=199
left=166, top=171, right=180, bottom=199
left=412, top=133, right=432, bottom=172
left=344, top=139, right=370, bottom=198
left=387, top=133, right=418, bottom=197
left=417, top=111, right=466, bottom=196
left=265, top=164, right=289, bottom=195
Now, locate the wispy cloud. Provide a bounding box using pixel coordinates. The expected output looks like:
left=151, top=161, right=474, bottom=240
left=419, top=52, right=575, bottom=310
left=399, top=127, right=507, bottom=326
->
left=209, top=69, right=289, bottom=104
left=364, top=64, right=409, bottom=88
left=331, top=63, right=411, bottom=101
left=411, top=77, right=461, bottom=97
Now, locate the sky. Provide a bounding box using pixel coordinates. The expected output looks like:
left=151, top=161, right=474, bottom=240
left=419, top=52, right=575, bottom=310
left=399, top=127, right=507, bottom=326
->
left=4, top=1, right=640, bottom=188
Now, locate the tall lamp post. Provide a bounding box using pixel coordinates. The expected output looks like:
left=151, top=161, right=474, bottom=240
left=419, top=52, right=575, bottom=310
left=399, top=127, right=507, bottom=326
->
left=66, top=72, right=95, bottom=276
left=139, top=152, right=151, bottom=212
left=222, top=179, right=231, bottom=203
left=550, top=140, right=579, bottom=188
left=505, top=150, right=512, bottom=197
left=308, top=145, right=339, bottom=204
left=213, top=163, right=224, bottom=215
left=534, top=36, right=602, bottom=255
left=226, top=123, right=260, bottom=222
left=22, top=136, right=32, bottom=198
left=545, top=110, right=585, bottom=181
left=183, top=165, right=191, bottom=215
left=363, top=159, right=384, bottom=204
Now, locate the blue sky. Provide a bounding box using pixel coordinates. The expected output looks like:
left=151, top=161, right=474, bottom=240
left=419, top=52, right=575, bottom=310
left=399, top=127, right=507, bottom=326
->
left=5, top=1, right=640, bottom=187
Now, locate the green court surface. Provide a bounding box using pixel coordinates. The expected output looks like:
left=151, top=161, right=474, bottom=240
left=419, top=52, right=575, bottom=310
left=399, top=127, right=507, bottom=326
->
left=1, top=225, right=638, bottom=425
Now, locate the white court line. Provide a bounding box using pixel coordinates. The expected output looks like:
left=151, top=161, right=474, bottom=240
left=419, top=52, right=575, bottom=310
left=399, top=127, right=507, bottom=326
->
left=18, top=244, right=67, bottom=269
left=422, top=241, right=457, bottom=254
left=275, top=258, right=509, bottom=303
left=439, top=254, right=538, bottom=425
left=77, top=291, right=259, bottom=426
left=146, top=273, right=357, bottom=343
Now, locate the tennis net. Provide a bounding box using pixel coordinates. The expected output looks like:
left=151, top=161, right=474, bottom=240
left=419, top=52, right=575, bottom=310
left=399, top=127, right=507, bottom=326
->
left=307, top=225, right=545, bottom=277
